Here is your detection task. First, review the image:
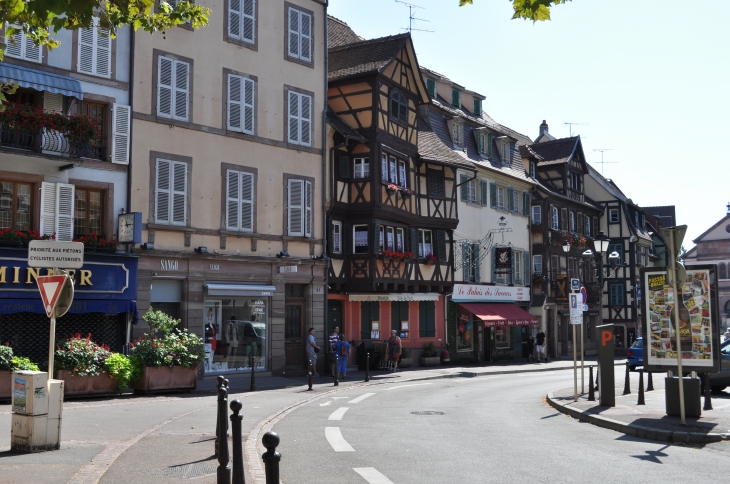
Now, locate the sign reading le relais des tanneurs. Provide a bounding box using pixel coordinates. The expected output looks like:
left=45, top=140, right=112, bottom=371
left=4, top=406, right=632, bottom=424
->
left=641, top=264, right=721, bottom=373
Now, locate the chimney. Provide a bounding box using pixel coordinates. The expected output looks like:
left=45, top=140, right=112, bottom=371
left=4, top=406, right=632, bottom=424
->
left=539, top=120, right=549, bottom=136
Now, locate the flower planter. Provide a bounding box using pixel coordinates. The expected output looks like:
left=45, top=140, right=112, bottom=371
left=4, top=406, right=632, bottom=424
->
left=419, top=356, right=440, bottom=367
left=399, top=357, right=413, bottom=368
left=84, top=246, right=117, bottom=253
left=0, top=370, right=10, bottom=401
left=56, top=370, right=120, bottom=398
left=130, top=366, right=197, bottom=394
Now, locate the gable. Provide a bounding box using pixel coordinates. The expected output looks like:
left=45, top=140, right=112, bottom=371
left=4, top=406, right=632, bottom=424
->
left=693, top=215, right=730, bottom=242
left=379, top=41, right=429, bottom=103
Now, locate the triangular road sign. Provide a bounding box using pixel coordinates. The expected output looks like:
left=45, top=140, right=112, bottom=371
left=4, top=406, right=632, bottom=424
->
left=36, top=275, right=68, bottom=317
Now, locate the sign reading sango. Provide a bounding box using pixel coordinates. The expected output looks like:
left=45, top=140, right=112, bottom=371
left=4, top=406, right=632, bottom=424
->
left=28, top=241, right=84, bottom=269
left=452, top=283, right=530, bottom=302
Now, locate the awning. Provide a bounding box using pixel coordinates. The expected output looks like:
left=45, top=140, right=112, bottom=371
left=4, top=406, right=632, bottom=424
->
left=204, top=283, right=276, bottom=297
left=0, top=298, right=136, bottom=316
left=458, top=302, right=539, bottom=328
left=0, top=63, right=83, bottom=99
left=348, top=293, right=440, bottom=302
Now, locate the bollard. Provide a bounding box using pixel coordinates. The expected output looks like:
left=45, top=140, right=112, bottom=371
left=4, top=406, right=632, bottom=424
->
left=262, top=432, right=281, bottom=484
left=215, top=375, right=225, bottom=457
left=365, top=352, right=370, bottom=382
left=217, top=387, right=231, bottom=484
left=622, top=361, right=631, bottom=395
left=230, top=399, right=245, bottom=484
left=334, top=353, right=339, bottom=387
left=249, top=353, right=256, bottom=392
left=703, top=373, right=713, bottom=411
left=637, top=370, right=645, bottom=405
left=307, top=360, right=313, bottom=391
left=646, top=371, right=654, bottom=392
left=588, top=366, right=595, bottom=402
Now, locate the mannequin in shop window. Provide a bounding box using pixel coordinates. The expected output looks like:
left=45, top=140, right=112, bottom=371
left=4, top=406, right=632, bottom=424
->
left=225, top=316, right=240, bottom=362
left=244, top=315, right=259, bottom=364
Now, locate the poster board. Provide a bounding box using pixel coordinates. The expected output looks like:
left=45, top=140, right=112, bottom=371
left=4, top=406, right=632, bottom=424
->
left=641, top=265, right=721, bottom=373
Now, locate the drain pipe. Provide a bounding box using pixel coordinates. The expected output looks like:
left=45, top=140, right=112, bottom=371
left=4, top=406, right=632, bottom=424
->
left=321, top=0, right=329, bottom=334
left=125, top=27, right=136, bottom=352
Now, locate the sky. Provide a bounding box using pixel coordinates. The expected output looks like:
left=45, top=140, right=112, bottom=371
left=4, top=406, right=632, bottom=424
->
left=327, top=0, right=729, bottom=248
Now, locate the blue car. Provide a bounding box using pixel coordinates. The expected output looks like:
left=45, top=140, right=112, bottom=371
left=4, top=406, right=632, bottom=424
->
left=627, top=337, right=643, bottom=371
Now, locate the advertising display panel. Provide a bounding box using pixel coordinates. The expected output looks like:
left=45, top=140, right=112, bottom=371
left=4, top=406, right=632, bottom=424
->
left=641, top=265, right=721, bottom=373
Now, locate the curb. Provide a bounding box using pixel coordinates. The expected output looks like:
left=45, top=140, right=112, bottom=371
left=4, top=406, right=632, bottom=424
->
left=545, top=391, right=727, bottom=444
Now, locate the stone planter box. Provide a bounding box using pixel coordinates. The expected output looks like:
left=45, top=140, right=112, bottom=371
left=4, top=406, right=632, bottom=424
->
left=420, top=356, right=440, bottom=367
left=130, top=366, right=197, bottom=394
left=56, top=370, right=120, bottom=398
left=0, top=370, right=10, bottom=401
left=399, top=357, right=413, bottom=368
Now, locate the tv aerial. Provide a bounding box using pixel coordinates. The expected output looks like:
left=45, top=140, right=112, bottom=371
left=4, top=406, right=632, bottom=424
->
left=563, top=121, right=588, bottom=137
left=593, top=148, right=618, bottom=176
left=395, top=1, right=434, bottom=34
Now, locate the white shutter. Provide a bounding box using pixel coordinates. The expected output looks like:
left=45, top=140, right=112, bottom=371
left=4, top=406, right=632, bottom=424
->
left=227, top=74, right=242, bottom=131
left=287, top=179, right=303, bottom=236
left=228, top=0, right=241, bottom=40
left=24, top=30, right=41, bottom=62
left=55, top=183, right=75, bottom=242
left=173, top=60, right=189, bottom=121
left=226, top=169, right=240, bottom=230
left=155, top=159, right=171, bottom=223
left=43, top=93, right=63, bottom=114
left=40, top=182, right=57, bottom=239
left=288, top=91, right=300, bottom=144
left=157, top=56, right=173, bottom=118
left=242, top=0, right=255, bottom=43
left=95, top=24, right=111, bottom=77
left=300, top=94, right=311, bottom=146
left=111, top=103, right=130, bottom=164
left=171, top=161, right=187, bottom=225
left=78, top=25, right=95, bottom=75
left=288, top=8, right=300, bottom=58
left=299, top=11, right=311, bottom=62
left=242, top=77, right=254, bottom=134
left=304, top=180, right=312, bottom=237
left=240, top=172, right=254, bottom=231
left=5, top=25, right=23, bottom=59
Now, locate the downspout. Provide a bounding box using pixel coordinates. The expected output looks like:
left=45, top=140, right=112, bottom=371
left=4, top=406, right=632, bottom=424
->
left=322, top=0, right=329, bottom=337
left=125, top=27, right=136, bottom=352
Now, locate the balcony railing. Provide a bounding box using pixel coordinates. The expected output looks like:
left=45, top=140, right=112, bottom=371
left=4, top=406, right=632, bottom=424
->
left=0, top=125, right=103, bottom=160
left=566, top=188, right=584, bottom=202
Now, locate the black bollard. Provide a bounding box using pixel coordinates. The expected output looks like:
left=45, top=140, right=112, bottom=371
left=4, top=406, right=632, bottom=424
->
left=622, top=361, right=631, bottom=395
left=215, top=375, right=225, bottom=457
left=230, top=399, right=245, bottom=484
left=637, top=370, right=645, bottom=405
left=334, top=353, right=339, bottom=387
left=262, top=432, right=281, bottom=484
left=307, top=360, right=313, bottom=391
left=646, top=371, right=654, bottom=391
left=249, top=353, right=256, bottom=392
left=365, top=352, right=370, bottom=382
left=588, top=366, right=595, bottom=402
left=703, top=373, right=713, bottom=411
left=217, top=387, right=231, bottom=484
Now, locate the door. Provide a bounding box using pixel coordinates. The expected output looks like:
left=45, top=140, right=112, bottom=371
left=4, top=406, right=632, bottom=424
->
left=285, top=304, right=304, bottom=367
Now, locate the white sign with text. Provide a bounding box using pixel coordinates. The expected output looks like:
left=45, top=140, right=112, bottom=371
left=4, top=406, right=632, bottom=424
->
left=452, top=284, right=530, bottom=302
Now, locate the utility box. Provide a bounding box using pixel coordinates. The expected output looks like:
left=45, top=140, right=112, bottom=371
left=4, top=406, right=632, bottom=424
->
left=665, top=376, right=702, bottom=418
left=12, top=371, right=48, bottom=416
left=10, top=372, right=63, bottom=452
left=46, top=380, right=64, bottom=449
left=11, top=414, right=48, bottom=452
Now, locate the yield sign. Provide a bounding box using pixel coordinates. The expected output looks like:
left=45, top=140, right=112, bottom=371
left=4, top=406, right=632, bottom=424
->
left=36, top=274, right=68, bottom=317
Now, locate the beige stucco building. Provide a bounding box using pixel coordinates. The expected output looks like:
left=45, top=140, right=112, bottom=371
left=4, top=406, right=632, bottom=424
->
left=130, top=0, right=328, bottom=376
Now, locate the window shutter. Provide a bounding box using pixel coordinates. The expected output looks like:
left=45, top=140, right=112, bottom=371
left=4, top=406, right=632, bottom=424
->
left=155, top=160, right=171, bottom=224
left=474, top=244, right=481, bottom=282
left=328, top=220, right=334, bottom=255
left=475, top=130, right=482, bottom=154
left=288, top=8, right=300, bottom=58
left=242, top=77, right=254, bottom=134
left=343, top=223, right=351, bottom=255
left=287, top=179, right=303, bottom=236
left=304, top=180, right=312, bottom=237
left=510, top=249, right=516, bottom=285
left=43, top=93, right=63, bottom=114
left=460, top=174, right=468, bottom=202
left=300, top=94, right=311, bottom=146
left=299, top=11, right=311, bottom=62
left=229, top=0, right=241, bottom=39
left=436, top=230, right=447, bottom=262
left=226, top=170, right=240, bottom=230
left=491, top=248, right=496, bottom=283
left=40, top=182, right=57, bottom=239
left=78, top=25, right=95, bottom=75
left=95, top=24, right=111, bottom=77
left=371, top=223, right=380, bottom=254
left=426, top=78, right=435, bottom=97
left=461, top=242, right=469, bottom=281
left=577, top=213, right=584, bottom=234
left=507, top=187, right=514, bottom=212
left=409, top=227, right=418, bottom=254
left=241, top=172, right=254, bottom=231
left=451, top=90, right=459, bottom=107
left=173, top=60, right=189, bottom=121
left=23, top=32, right=41, bottom=62
left=561, top=208, right=567, bottom=230
left=242, top=0, right=255, bottom=42
left=339, top=155, right=351, bottom=178
left=473, top=99, right=481, bottom=116
left=288, top=91, right=300, bottom=144
left=227, top=74, right=242, bottom=131
left=524, top=251, right=530, bottom=284
left=481, top=180, right=488, bottom=206
left=55, top=183, right=75, bottom=242
left=490, top=182, right=497, bottom=208
left=171, top=161, right=187, bottom=225
left=157, top=57, right=173, bottom=118
left=487, top=134, right=493, bottom=158
left=111, top=103, right=130, bottom=164
left=5, top=26, right=23, bottom=59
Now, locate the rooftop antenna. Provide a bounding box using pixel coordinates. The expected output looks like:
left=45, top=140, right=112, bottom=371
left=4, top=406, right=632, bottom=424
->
left=395, top=0, right=434, bottom=34
left=593, top=148, right=618, bottom=176
left=563, top=121, right=588, bottom=137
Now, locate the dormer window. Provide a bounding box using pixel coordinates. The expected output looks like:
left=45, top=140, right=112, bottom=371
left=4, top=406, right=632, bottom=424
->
left=473, top=99, right=482, bottom=117
left=475, top=128, right=488, bottom=156
left=390, top=89, right=408, bottom=124
left=451, top=120, right=463, bottom=149
left=426, top=78, right=436, bottom=98
left=530, top=162, right=537, bottom=178
left=570, top=172, right=582, bottom=192
left=501, top=141, right=510, bottom=166
left=451, top=89, right=461, bottom=108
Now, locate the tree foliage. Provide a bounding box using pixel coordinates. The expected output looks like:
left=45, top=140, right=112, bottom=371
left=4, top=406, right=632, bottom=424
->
left=458, top=0, right=571, bottom=22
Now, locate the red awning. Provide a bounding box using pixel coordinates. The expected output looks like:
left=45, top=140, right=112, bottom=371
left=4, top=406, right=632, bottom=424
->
left=458, top=303, right=539, bottom=328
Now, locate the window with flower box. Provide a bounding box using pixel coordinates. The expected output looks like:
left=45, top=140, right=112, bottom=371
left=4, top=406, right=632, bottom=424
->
left=0, top=181, right=32, bottom=231
left=74, top=188, right=104, bottom=238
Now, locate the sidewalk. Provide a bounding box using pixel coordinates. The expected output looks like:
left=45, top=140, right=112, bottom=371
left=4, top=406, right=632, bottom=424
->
left=547, top=368, right=730, bottom=444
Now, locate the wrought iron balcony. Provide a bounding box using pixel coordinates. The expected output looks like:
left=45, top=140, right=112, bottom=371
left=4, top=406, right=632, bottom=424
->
left=0, top=125, right=104, bottom=160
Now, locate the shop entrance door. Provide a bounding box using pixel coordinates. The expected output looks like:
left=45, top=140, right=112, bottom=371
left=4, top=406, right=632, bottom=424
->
left=285, top=304, right=304, bottom=368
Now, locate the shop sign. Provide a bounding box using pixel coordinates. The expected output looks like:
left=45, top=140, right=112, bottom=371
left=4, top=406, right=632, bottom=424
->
left=494, top=248, right=512, bottom=274
left=160, top=260, right=179, bottom=271
left=28, top=241, right=84, bottom=269
left=452, top=284, right=529, bottom=302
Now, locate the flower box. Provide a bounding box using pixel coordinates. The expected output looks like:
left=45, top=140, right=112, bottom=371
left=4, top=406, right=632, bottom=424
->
left=130, top=366, right=197, bottom=394
left=399, top=357, right=413, bottom=368
left=0, top=371, right=10, bottom=401
left=56, top=370, right=120, bottom=398
left=419, top=357, right=440, bottom=367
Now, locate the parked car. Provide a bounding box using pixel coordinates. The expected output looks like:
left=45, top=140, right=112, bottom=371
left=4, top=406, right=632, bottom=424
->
left=627, top=337, right=643, bottom=371
left=709, top=339, right=730, bottom=392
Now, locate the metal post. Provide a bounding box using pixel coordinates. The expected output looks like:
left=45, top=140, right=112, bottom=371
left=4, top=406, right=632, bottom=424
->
left=307, top=360, right=313, bottom=391
left=217, top=386, right=231, bottom=484
left=588, top=366, right=595, bottom=401
left=703, top=373, right=713, bottom=411
left=622, top=361, right=631, bottom=395
left=262, top=432, right=281, bottom=484
left=249, top=353, right=256, bottom=392
left=48, top=309, right=56, bottom=378
left=230, top=399, right=245, bottom=484
left=334, top=352, right=339, bottom=387
left=365, top=352, right=370, bottom=382
left=573, top=324, right=578, bottom=402
left=667, top=234, right=686, bottom=425
left=637, top=370, right=645, bottom=405
left=580, top=322, right=584, bottom=394
left=647, top=371, right=654, bottom=391
left=215, top=375, right=225, bottom=457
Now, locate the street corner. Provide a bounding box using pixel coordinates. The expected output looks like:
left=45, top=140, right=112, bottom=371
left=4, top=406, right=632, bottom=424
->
left=0, top=441, right=104, bottom=484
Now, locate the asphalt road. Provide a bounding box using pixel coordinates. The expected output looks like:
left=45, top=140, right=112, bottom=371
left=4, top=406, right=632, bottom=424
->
left=274, top=369, right=730, bottom=484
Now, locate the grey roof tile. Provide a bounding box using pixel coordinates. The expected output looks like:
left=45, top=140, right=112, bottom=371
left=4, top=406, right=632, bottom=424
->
left=328, top=34, right=408, bottom=81
left=327, top=16, right=364, bottom=48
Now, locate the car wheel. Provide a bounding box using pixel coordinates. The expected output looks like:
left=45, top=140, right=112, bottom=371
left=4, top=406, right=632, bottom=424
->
left=711, top=385, right=727, bottom=393
left=629, top=365, right=636, bottom=372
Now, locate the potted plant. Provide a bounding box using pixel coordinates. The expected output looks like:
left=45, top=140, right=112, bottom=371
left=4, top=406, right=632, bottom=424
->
left=54, top=333, right=127, bottom=397
left=530, top=223, right=543, bottom=234
left=399, top=347, right=412, bottom=368
left=0, top=228, right=23, bottom=248
left=74, top=232, right=118, bottom=253
left=129, top=309, right=204, bottom=394
left=420, top=342, right=440, bottom=366
left=399, top=187, right=413, bottom=197
left=0, top=344, right=40, bottom=400
left=20, top=230, right=55, bottom=247
left=531, top=272, right=546, bottom=286
left=386, top=183, right=398, bottom=194
left=424, top=253, right=438, bottom=266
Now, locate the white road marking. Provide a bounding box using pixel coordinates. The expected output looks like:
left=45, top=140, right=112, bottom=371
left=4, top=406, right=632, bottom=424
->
left=319, top=401, right=332, bottom=406
left=348, top=392, right=376, bottom=403
left=354, top=467, right=395, bottom=484
left=384, top=382, right=433, bottom=391
left=325, top=427, right=355, bottom=452
left=329, top=407, right=350, bottom=420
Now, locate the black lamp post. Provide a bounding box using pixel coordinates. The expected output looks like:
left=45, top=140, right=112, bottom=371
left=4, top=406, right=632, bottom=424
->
left=593, top=231, right=611, bottom=325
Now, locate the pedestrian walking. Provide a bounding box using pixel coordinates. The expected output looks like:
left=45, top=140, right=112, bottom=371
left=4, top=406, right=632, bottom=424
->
left=525, top=333, right=535, bottom=362
left=334, top=334, right=350, bottom=379
left=535, top=330, right=548, bottom=362
left=328, top=326, right=340, bottom=376
left=307, top=328, right=320, bottom=377
left=388, top=329, right=402, bottom=372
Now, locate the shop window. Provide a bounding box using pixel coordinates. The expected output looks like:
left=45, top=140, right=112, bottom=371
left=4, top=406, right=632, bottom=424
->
left=204, top=298, right=268, bottom=374
left=361, top=301, right=379, bottom=340
left=74, top=188, right=104, bottom=238
left=495, top=327, right=510, bottom=349
left=419, top=301, right=435, bottom=338
left=0, top=181, right=32, bottom=231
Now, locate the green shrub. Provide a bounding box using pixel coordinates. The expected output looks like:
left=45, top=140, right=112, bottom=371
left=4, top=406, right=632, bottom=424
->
left=0, top=345, right=40, bottom=371
left=103, top=353, right=133, bottom=392
left=421, top=342, right=437, bottom=358
left=54, top=333, right=111, bottom=376
left=12, top=356, right=40, bottom=371
left=130, top=309, right=204, bottom=375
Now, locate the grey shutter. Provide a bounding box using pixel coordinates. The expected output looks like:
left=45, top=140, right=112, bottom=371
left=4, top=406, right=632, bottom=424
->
left=409, top=227, right=418, bottom=254
left=436, top=230, right=447, bottom=262
left=95, top=23, right=111, bottom=77
left=171, top=161, right=187, bottom=225
left=343, top=223, right=351, bottom=255
left=490, top=182, right=497, bottom=208
left=372, top=223, right=380, bottom=254
left=5, top=27, right=23, bottom=59
left=523, top=192, right=530, bottom=216
left=111, top=103, right=130, bottom=164
left=524, top=251, right=530, bottom=284
left=155, top=159, right=171, bottom=223
left=480, top=180, right=488, bottom=206
left=508, top=187, right=514, bottom=212
left=339, top=155, right=351, bottom=178
left=299, top=11, right=312, bottom=62
left=173, top=60, right=189, bottom=121
left=226, top=169, right=240, bottom=230
left=78, top=25, right=94, bottom=74
left=460, top=174, right=468, bottom=202
left=242, top=0, right=255, bottom=42
left=300, top=94, right=312, bottom=146
left=474, top=244, right=481, bottom=282
left=227, top=74, right=242, bottom=131
left=304, top=181, right=312, bottom=237
left=287, top=179, right=303, bottom=236
left=229, top=0, right=241, bottom=39
left=487, top=134, right=493, bottom=158
left=461, top=242, right=469, bottom=281
left=288, top=8, right=300, bottom=58
left=157, top=56, right=173, bottom=118
left=241, top=172, right=254, bottom=231
left=288, top=91, right=300, bottom=144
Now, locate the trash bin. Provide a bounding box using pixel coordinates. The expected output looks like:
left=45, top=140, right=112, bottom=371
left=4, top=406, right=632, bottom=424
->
left=665, top=376, right=701, bottom=418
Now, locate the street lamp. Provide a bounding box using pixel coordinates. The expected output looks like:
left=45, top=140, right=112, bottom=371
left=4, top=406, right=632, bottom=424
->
left=562, top=240, right=571, bottom=253
left=593, top=231, right=610, bottom=328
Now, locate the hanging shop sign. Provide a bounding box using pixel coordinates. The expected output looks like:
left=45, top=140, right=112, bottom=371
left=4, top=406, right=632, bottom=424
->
left=494, top=248, right=512, bottom=274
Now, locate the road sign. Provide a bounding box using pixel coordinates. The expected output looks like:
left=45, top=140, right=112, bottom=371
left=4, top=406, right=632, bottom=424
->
left=569, top=293, right=583, bottom=324
left=580, top=286, right=587, bottom=304
left=582, top=304, right=589, bottom=311
left=36, top=274, right=69, bottom=317
left=571, top=278, right=581, bottom=291
left=28, top=241, right=84, bottom=269
left=54, top=273, right=75, bottom=318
